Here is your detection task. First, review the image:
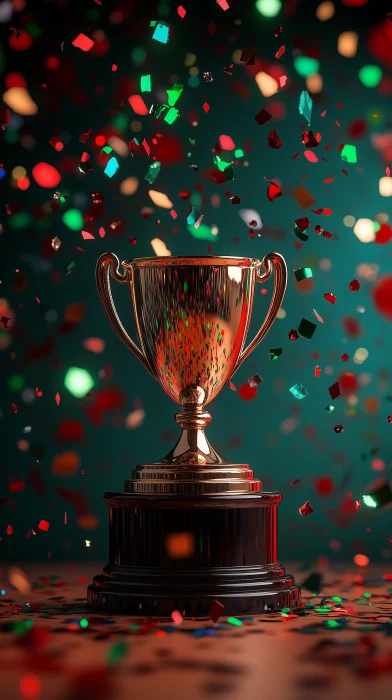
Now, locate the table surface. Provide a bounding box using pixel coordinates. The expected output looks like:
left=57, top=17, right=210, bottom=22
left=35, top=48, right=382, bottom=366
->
left=1, top=563, right=392, bottom=700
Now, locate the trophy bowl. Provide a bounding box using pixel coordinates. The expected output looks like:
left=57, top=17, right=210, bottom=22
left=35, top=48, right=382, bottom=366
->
left=87, top=253, right=301, bottom=617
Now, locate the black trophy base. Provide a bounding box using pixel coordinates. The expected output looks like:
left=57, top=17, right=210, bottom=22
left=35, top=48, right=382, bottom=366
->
left=87, top=491, right=300, bottom=618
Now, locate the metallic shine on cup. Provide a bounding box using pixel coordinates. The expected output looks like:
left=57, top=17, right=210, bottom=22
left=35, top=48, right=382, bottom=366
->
left=88, top=253, right=300, bottom=616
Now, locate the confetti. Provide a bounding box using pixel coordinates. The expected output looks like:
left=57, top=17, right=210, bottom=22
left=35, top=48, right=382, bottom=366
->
left=328, top=381, right=340, bottom=400
left=270, top=348, right=282, bottom=360
left=254, top=108, right=272, bottom=126
left=299, top=90, right=313, bottom=125
left=268, top=129, right=282, bottom=149
left=209, top=600, right=225, bottom=622
left=248, top=374, right=263, bottom=387
left=152, top=22, right=169, bottom=44
left=299, top=500, right=314, bottom=516
left=334, top=425, right=344, bottom=433
left=349, top=279, right=360, bottom=291
left=104, top=157, right=120, bottom=178
left=140, top=74, right=152, bottom=92
left=177, top=5, right=187, bottom=18
left=72, top=33, right=94, bottom=52
left=298, top=318, right=317, bottom=339
left=341, top=144, right=357, bottom=163
left=323, top=292, right=336, bottom=304
left=290, top=383, right=309, bottom=400
left=294, top=267, right=312, bottom=282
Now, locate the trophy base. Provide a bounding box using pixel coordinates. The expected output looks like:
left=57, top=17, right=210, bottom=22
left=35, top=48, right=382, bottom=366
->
left=87, top=491, right=300, bottom=618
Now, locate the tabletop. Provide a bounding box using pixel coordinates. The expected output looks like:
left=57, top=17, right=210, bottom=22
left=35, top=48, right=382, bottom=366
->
left=1, top=562, right=392, bottom=700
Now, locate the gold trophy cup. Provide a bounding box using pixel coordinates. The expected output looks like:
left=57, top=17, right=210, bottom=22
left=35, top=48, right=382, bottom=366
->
left=88, top=253, right=300, bottom=616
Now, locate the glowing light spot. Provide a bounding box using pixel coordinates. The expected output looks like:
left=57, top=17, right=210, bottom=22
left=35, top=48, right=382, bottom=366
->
left=62, top=209, right=84, bottom=231
left=338, top=31, right=359, bottom=58
left=255, top=0, right=282, bottom=17
left=148, top=190, right=173, bottom=208
left=354, top=553, right=369, bottom=567
left=2, top=86, right=38, bottom=115
left=64, top=367, right=94, bottom=398
left=379, top=177, right=392, bottom=197
left=316, top=1, right=335, bottom=21
left=52, top=451, right=81, bottom=476
left=353, top=347, right=368, bottom=364
left=353, top=218, right=375, bottom=243
left=293, top=56, right=320, bottom=78
left=358, top=64, right=382, bottom=88
left=343, top=215, right=355, bottom=227
left=306, top=73, right=323, bottom=93
left=83, top=337, right=105, bottom=353
left=371, top=458, right=385, bottom=472
left=12, top=165, right=26, bottom=180
left=120, top=177, right=139, bottom=195
left=19, top=674, right=41, bottom=700
left=150, top=238, right=171, bottom=256
left=363, top=494, right=377, bottom=508
left=128, top=94, right=148, bottom=115
left=125, top=408, right=146, bottom=429
left=255, top=71, right=278, bottom=97
left=95, top=135, right=106, bottom=146
left=32, top=162, right=61, bottom=188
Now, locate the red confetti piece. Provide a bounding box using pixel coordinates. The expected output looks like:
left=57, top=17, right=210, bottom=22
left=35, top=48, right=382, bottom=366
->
left=279, top=75, right=287, bottom=88
left=341, top=353, right=349, bottom=362
left=298, top=500, right=314, bottom=516
left=268, top=129, right=282, bottom=149
left=128, top=95, right=148, bottom=115
left=254, top=109, right=272, bottom=126
left=275, top=45, right=285, bottom=59
left=82, top=231, right=95, bottom=240
left=229, top=382, right=236, bottom=391
left=313, top=309, right=324, bottom=323
left=288, top=329, right=299, bottom=341
left=334, top=425, right=344, bottom=433
left=387, top=414, right=392, bottom=424
left=324, top=177, right=334, bottom=184
left=290, top=479, right=300, bottom=485
left=72, top=33, right=94, bottom=52
left=323, top=292, right=336, bottom=304
left=98, top=227, right=106, bottom=238
left=112, top=64, right=117, bottom=71
left=178, top=5, right=187, bottom=17
left=216, top=0, right=230, bottom=9
left=170, top=209, right=178, bottom=219
left=35, top=387, right=43, bottom=397
left=329, top=382, right=340, bottom=400
left=315, top=366, right=321, bottom=377
left=7, top=525, right=13, bottom=535
left=209, top=600, right=225, bottom=622
left=386, top=167, right=391, bottom=177
left=349, top=278, right=360, bottom=291
left=9, top=480, right=25, bottom=493
left=203, top=102, right=210, bottom=113
left=55, top=393, right=60, bottom=406
left=38, top=519, right=50, bottom=531
left=264, top=177, right=282, bottom=201
left=304, top=150, right=318, bottom=163
left=11, top=403, right=18, bottom=414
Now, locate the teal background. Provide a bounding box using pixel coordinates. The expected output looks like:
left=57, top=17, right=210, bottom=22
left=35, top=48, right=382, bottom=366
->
left=1, top=0, right=392, bottom=565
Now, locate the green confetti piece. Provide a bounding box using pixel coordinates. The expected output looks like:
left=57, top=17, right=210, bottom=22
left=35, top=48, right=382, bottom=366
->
left=292, top=226, right=309, bottom=242
left=269, top=348, right=282, bottom=360
left=214, top=155, right=235, bottom=181
left=164, top=107, right=181, bottom=124
left=330, top=597, right=343, bottom=603
left=362, top=494, right=377, bottom=508
left=325, top=404, right=335, bottom=413
left=107, top=640, right=129, bottom=665
left=101, top=145, right=113, bottom=154
left=144, top=161, right=161, bottom=184
left=299, top=90, right=312, bottom=125
left=294, top=267, right=312, bottom=282
left=140, top=74, right=152, bottom=92
left=62, top=209, right=83, bottom=231
left=152, top=22, right=169, bottom=44
left=234, top=148, right=244, bottom=158
left=363, top=592, right=372, bottom=599
left=298, top=318, right=317, bottom=339
left=187, top=207, right=201, bottom=225
left=63, top=261, right=76, bottom=276
left=341, top=144, right=357, bottom=164
left=80, top=618, right=89, bottom=628
left=227, top=617, right=242, bottom=626
left=166, top=83, right=183, bottom=106
left=324, top=620, right=340, bottom=628
left=289, top=383, right=309, bottom=400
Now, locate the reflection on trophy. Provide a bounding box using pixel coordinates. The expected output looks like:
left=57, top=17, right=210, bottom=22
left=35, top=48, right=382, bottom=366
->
left=88, top=254, right=300, bottom=616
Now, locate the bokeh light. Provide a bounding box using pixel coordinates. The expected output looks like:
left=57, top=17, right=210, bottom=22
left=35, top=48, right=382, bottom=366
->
left=64, top=367, right=95, bottom=398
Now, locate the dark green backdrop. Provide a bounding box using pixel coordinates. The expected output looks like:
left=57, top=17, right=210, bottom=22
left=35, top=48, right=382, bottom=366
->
left=1, top=0, right=392, bottom=565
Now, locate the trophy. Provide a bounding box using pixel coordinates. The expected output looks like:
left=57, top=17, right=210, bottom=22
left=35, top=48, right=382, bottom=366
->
left=88, top=253, right=300, bottom=616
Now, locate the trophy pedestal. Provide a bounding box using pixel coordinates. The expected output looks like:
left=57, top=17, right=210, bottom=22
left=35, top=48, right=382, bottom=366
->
left=87, top=491, right=300, bottom=617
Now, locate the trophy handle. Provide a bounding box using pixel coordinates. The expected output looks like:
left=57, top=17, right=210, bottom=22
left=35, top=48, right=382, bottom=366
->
left=96, top=252, right=155, bottom=378
left=232, top=252, right=287, bottom=375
